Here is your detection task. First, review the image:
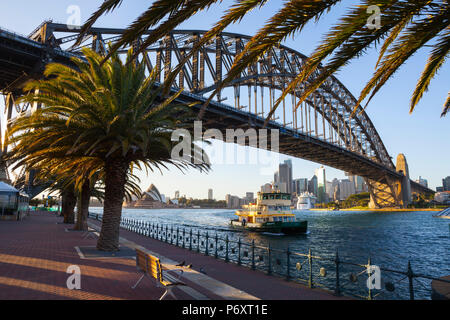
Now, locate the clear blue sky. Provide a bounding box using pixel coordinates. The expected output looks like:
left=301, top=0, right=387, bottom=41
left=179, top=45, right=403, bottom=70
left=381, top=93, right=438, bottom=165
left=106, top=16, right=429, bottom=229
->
left=1, top=1, right=448, bottom=200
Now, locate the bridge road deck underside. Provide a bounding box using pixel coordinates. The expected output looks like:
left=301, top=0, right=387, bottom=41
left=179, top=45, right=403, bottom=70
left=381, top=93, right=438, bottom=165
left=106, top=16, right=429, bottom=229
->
left=179, top=94, right=403, bottom=184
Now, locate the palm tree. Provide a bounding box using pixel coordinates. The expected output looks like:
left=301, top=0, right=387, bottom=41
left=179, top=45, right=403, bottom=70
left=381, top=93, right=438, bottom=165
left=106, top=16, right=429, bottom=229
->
left=79, top=0, right=450, bottom=117
left=7, top=127, right=150, bottom=233
left=9, top=48, right=209, bottom=251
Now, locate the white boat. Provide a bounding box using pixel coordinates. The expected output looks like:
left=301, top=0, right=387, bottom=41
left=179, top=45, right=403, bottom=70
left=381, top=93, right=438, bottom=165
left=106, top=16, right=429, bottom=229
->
left=296, top=192, right=317, bottom=210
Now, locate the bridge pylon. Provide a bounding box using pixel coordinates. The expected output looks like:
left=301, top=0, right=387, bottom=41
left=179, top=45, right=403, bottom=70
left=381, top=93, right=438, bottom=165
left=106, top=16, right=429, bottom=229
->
left=367, top=154, right=412, bottom=209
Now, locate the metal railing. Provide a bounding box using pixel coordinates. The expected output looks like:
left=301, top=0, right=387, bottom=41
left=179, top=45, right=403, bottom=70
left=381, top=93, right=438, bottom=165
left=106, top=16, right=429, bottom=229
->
left=88, top=213, right=449, bottom=300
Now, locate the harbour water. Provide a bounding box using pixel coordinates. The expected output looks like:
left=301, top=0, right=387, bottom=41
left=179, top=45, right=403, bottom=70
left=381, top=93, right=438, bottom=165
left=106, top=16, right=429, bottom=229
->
left=90, top=207, right=449, bottom=299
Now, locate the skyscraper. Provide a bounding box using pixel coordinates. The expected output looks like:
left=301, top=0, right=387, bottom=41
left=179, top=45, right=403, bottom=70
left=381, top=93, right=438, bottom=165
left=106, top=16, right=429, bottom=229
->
left=315, top=166, right=327, bottom=203
left=293, top=178, right=308, bottom=195
left=308, top=175, right=318, bottom=196
left=274, top=160, right=293, bottom=194
left=174, top=191, right=180, bottom=199
left=346, top=173, right=367, bottom=193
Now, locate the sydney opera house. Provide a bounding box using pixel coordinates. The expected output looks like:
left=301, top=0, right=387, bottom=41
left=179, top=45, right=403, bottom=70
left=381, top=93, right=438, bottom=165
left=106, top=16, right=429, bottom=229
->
left=124, top=184, right=178, bottom=209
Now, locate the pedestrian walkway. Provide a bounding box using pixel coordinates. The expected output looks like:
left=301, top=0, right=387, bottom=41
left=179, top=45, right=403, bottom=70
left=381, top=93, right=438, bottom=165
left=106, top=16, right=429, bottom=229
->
left=0, top=212, right=345, bottom=300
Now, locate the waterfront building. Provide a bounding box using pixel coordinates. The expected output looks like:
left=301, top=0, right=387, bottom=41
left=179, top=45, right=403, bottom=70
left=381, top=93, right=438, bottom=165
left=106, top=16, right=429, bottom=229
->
left=315, top=166, right=327, bottom=203
left=443, top=176, right=450, bottom=191
left=174, top=190, right=180, bottom=199
left=208, top=189, right=213, bottom=200
left=434, top=192, right=450, bottom=204
left=226, top=194, right=247, bottom=209
left=274, top=160, right=293, bottom=194
left=245, top=192, right=254, bottom=203
left=436, top=186, right=444, bottom=192
left=415, top=176, right=428, bottom=188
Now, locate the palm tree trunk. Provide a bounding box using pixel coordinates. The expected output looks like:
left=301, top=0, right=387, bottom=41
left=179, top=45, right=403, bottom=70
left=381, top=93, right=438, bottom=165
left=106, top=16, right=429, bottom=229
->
left=97, top=158, right=128, bottom=252
left=62, top=188, right=76, bottom=224
left=74, top=180, right=91, bottom=231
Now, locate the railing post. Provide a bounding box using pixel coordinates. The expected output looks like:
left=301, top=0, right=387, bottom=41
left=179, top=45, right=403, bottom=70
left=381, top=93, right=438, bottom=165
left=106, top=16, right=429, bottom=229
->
left=308, top=248, right=313, bottom=288
left=237, top=238, right=241, bottom=266
left=171, top=226, right=174, bottom=244
left=334, top=249, right=341, bottom=296
left=205, top=232, right=209, bottom=256
left=407, top=261, right=415, bottom=300
left=197, top=230, right=200, bottom=253
left=189, top=229, right=193, bottom=250
left=286, top=246, right=291, bottom=280
left=251, top=240, right=256, bottom=270
left=176, top=227, right=179, bottom=246
left=367, top=257, right=372, bottom=300
left=165, top=225, right=168, bottom=242
left=267, top=243, right=272, bottom=275
left=225, top=235, right=229, bottom=262
left=215, top=233, right=218, bottom=259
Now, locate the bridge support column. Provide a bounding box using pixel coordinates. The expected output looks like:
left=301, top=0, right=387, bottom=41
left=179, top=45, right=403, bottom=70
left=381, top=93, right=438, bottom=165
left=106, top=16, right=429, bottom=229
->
left=368, top=154, right=412, bottom=209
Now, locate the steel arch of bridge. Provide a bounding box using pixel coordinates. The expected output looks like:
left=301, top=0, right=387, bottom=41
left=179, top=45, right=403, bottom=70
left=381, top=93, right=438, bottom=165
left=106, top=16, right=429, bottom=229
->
left=28, top=23, right=394, bottom=171
left=3, top=22, right=435, bottom=201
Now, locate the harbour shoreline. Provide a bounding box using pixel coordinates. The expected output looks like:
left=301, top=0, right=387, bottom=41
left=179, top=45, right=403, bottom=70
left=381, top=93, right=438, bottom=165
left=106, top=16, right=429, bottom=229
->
left=309, top=208, right=443, bottom=212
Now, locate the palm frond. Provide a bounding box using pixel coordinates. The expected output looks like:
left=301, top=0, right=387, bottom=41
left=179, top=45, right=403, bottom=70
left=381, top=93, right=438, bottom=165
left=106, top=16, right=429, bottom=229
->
left=410, top=27, right=450, bottom=112
left=356, top=6, right=450, bottom=112
left=442, top=91, right=450, bottom=117
left=76, top=0, right=124, bottom=46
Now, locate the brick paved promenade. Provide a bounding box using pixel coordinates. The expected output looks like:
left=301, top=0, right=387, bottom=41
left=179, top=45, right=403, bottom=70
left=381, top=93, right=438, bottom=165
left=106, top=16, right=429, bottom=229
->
left=0, top=212, right=345, bottom=300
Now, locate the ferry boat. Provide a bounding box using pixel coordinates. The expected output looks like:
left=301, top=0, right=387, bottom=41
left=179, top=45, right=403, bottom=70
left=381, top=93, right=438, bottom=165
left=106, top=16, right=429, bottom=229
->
left=230, top=191, right=307, bottom=234
left=296, top=192, right=317, bottom=210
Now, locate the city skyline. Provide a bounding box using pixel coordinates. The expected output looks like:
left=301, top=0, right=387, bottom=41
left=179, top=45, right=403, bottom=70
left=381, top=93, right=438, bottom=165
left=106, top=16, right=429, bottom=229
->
left=0, top=1, right=448, bottom=200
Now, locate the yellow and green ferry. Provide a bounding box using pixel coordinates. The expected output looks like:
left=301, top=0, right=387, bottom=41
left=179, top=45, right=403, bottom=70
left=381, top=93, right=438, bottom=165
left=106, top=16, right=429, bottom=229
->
left=230, top=191, right=307, bottom=234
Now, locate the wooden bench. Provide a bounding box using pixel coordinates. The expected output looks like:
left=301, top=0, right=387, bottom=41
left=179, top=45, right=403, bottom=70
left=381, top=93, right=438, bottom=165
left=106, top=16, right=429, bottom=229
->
left=132, top=248, right=186, bottom=300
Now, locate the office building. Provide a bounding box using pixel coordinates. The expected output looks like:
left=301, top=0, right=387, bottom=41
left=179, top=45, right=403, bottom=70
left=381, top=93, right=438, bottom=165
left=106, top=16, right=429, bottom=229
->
left=274, top=160, right=293, bottom=194
left=208, top=189, right=213, bottom=200
left=308, top=175, right=318, bottom=197
left=245, top=192, right=255, bottom=202
left=293, top=178, right=308, bottom=195
left=338, top=179, right=356, bottom=200
left=443, top=176, right=450, bottom=191
left=315, top=166, right=327, bottom=203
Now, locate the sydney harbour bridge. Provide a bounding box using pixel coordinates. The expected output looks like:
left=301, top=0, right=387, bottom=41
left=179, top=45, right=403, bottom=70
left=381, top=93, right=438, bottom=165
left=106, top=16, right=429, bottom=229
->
left=0, top=21, right=434, bottom=208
